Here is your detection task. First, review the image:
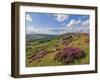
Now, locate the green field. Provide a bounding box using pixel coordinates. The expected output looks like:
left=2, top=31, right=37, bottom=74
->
left=26, top=33, right=89, bottom=67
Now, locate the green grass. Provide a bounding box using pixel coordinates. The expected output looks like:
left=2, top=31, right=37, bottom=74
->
left=26, top=33, right=89, bottom=67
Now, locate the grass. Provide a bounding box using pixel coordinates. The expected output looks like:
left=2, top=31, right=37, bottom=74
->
left=26, top=33, right=89, bottom=67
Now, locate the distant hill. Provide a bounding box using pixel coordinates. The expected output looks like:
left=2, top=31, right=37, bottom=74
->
left=26, top=33, right=89, bottom=41
left=26, top=34, right=59, bottom=41
left=61, top=32, right=89, bottom=36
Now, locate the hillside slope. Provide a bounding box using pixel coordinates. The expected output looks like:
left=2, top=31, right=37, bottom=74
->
left=26, top=33, right=89, bottom=67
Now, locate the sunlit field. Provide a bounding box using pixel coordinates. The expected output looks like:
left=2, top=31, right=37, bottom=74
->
left=26, top=33, right=89, bottom=67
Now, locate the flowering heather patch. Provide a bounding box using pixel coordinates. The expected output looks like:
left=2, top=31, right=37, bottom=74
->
left=28, top=50, right=48, bottom=63
left=54, top=47, right=86, bottom=64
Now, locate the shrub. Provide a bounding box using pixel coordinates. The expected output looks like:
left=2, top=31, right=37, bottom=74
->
left=54, top=47, right=86, bottom=64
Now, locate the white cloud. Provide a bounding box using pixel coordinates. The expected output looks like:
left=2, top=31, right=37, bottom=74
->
left=67, top=20, right=75, bottom=27
left=81, top=19, right=89, bottom=26
left=26, top=14, right=32, bottom=22
left=26, top=26, right=37, bottom=34
left=26, top=25, right=65, bottom=35
left=64, top=19, right=89, bottom=33
left=52, top=14, right=69, bottom=22
left=66, top=19, right=82, bottom=28
left=26, top=18, right=90, bottom=35
left=80, top=20, right=90, bottom=33
left=26, top=26, right=49, bottom=34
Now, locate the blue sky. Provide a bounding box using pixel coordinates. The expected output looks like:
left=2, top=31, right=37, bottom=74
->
left=25, top=12, right=90, bottom=35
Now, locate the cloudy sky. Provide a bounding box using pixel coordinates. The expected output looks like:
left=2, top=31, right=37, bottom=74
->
left=25, top=12, right=90, bottom=35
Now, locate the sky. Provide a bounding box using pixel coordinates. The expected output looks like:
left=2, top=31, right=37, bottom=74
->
left=25, top=12, right=90, bottom=35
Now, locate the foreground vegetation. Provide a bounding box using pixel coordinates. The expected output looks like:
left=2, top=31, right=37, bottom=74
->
left=26, top=33, right=89, bottom=67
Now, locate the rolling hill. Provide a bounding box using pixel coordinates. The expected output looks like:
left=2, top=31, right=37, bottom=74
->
left=26, top=33, right=89, bottom=67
